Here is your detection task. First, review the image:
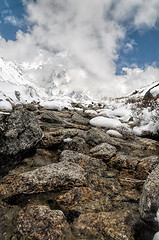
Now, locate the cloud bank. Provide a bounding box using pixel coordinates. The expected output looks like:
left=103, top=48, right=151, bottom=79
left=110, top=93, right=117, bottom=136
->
left=0, top=0, right=159, bottom=98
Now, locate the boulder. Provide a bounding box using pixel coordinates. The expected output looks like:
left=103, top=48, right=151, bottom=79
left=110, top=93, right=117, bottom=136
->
left=86, top=127, right=117, bottom=147
left=90, top=142, right=117, bottom=161
left=55, top=187, right=113, bottom=215
left=64, top=136, right=89, bottom=153
left=17, top=205, right=71, bottom=240
left=0, top=161, right=87, bottom=198
left=0, top=109, right=43, bottom=176
left=139, top=164, right=159, bottom=230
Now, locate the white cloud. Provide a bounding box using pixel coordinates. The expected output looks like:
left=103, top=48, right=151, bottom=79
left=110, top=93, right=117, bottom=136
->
left=117, top=66, right=159, bottom=94
left=0, top=0, right=159, bottom=98
left=4, top=16, right=19, bottom=26
left=4, top=0, right=9, bottom=8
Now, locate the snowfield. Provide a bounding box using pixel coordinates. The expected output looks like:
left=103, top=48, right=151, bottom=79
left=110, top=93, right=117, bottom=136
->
left=0, top=57, right=158, bottom=137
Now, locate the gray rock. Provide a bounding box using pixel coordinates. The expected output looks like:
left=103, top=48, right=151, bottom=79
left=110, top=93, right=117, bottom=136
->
left=17, top=205, right=71, bottom=240
left=139, top=164, right=159, bottom=230
left=64, top=136, right=89, bottom=153
left=137, top=156, right=159, bottom=179
left=0, top=109, right=43, bottom=176
left=59, top=150, right=107, bottom=177
left=39, top=110, right=63, bottom=123
left=86, top=127, right=117, bottom=147
left=0, top=161, right=87, bottom=197
left=72, top=112, right=89, bottom=125
left=90, top=142, right=117, bottom=161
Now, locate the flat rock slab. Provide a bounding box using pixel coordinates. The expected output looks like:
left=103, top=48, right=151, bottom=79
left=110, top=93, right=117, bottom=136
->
left=0, top=161, right=87, bottom=198
left=17, top=205, right=71, bottom=240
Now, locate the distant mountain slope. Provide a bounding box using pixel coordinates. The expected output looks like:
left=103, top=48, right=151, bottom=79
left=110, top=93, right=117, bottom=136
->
left=0, top=57, right=158, bottom=137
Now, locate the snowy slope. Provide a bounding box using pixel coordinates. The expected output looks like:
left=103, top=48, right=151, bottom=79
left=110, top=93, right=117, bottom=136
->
left=93, top=82, right=159, bottom=137
left=0, top=57, right=77, bottom=110
left=0, top=57, right=158, bottom=137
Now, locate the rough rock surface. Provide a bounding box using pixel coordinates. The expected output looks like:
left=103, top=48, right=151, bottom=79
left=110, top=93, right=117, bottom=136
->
left=0, top=109, right=43, bottom=176
left=0, top=161, right=86, bottom=198
left=0, top=106, right=159, bottom=240
left=17, top=205, right=71, bottom=240
left=139, top=164, right=159, bottom=229
left=39, top=110, right=63, bottom=124
left=90, top=142, right=117, bottom=161
left=73, top=211, right=136, bottom=240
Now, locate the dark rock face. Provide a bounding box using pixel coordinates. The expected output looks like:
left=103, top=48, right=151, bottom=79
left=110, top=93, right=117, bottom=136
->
left=0, top=107, right=159, bottom=240
left=0, top=109, right=43, bottom=176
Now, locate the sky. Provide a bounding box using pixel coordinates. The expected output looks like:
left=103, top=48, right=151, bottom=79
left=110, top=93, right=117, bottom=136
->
left=0, top=0, right=159, bottom=98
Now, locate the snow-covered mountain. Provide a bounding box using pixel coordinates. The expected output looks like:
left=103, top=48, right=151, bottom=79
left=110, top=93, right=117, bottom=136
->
left=0, top=57, right=92, bottom=111
left=0, top=57, right=158, bottom=137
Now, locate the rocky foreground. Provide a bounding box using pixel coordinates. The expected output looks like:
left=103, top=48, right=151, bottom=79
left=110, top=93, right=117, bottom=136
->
left=0, top=103, right=159, bottom=240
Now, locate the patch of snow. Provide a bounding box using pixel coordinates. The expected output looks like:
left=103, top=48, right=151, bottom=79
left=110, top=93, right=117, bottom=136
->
left=133, top=121, right=159, bottom=136
left=90, top=116, right=123, bottom=129
left=0, top=100, right=12, bottom=111
left=73, top=107, right=83, bottom=111
left=153, top=232, right=159, bottom=240
left=106, top=130, right=123, bottom=138
left=98, top=109, right=112, bottom=117
left=85, top=109, right=98, bottom=115
left=63, top=138, right=72, bottom=143
left=0, top=111, right=10, bottom=114
left=111, top=108, right=132, bottom=122
left=155, top=208, right=159, bottom=223
left=150, top=85, right=159, bottom=97
left=40, top=100, right=63, bottom=111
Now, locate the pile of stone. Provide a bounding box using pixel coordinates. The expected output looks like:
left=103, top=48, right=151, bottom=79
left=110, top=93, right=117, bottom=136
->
left=0, top=105, right=159, bottom=240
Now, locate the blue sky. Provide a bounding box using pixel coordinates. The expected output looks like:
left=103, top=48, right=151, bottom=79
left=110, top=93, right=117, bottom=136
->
left=0, top=0, right=27, bottom=40
left=0, top=0, right=159, bottom=97
left=116, top=26, right=159, bottom=74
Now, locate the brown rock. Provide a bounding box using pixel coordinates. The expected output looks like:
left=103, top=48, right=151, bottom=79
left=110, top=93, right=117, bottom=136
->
left=17, top=205, right=71, bottom=240
left=136, top=155, right=159, bottom=180
left=109, top=154, right=139, bottom=170
left=73, top=211, right=135, bottom=240
left=55, top=187, right=110, bottom=214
